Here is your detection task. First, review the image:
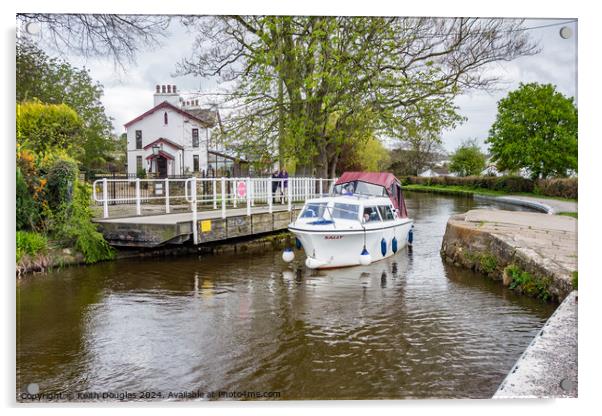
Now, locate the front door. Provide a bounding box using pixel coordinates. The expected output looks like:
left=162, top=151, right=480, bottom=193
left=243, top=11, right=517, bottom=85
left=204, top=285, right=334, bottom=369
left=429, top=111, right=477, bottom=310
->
left=157, top=157, right=168, bottom=178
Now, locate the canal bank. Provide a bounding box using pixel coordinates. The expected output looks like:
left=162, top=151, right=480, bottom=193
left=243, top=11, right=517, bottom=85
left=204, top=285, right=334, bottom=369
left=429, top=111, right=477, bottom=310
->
left=16, top=231, right=295, bottom=277
left=440, top=208, right=578, bottom=398
left=441, top=209, right=577, bottom=302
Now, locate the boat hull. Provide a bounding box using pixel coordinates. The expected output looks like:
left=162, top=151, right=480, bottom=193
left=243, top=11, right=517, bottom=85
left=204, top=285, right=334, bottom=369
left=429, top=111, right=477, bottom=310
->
left=289, top=220, right=413, bottom=269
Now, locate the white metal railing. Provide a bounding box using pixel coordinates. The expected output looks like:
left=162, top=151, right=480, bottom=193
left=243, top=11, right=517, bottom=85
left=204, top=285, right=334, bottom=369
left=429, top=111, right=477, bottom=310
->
left=92, top=176, right=337, bottom=224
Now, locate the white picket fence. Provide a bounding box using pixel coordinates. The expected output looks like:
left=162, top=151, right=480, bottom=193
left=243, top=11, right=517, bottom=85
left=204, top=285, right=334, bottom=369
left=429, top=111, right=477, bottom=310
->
left=92, top=176, right=337, bottom=220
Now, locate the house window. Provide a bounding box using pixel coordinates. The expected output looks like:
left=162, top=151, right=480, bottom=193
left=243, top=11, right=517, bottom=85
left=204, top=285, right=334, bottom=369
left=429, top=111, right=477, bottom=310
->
left=192, top=128, right=199, bottom=148
left=136, top=156, right=143, bottom=172
left=193, top=155, right=200, bottom=172
left=135, top=130, right=142, bottom=149
left=164, top=112, right=168, bottom=125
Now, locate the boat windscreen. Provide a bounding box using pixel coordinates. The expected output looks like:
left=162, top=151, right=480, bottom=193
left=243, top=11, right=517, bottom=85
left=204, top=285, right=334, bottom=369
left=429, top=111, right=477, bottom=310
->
left=300, top=202, right=328, bottom=219
left=331, top=203, right=359, bottom=220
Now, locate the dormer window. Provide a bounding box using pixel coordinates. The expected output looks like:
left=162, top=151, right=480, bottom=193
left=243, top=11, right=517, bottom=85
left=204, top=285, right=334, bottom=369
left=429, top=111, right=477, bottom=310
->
left=164, top=112, right=168, bottom=125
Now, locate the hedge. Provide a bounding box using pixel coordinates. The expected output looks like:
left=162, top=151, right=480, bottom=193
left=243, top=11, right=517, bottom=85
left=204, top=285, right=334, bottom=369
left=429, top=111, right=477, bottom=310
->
left=400, top=175, right=577, bottom=199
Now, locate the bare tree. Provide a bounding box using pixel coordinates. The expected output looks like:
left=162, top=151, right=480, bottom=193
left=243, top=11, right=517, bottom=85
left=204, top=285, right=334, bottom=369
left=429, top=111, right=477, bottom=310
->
left=17, top=14, right=171, bottom=67
left=178, top=17, right=539, bottom=177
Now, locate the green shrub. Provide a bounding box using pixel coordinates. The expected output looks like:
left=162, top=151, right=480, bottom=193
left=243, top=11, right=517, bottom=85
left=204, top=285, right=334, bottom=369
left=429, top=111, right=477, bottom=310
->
left=535, top=178, right=578, bottom=199
left=16, top=231, right=47, bottom=262
left=401, top=175, right=576, bottom=199
left=52, top=182, right=115, bottom=264
left=480, top=253, right=498, bottom=274
left=506, top=264, right=551, bottom=301
left=45, top=158, right=78, bottom=211
left=16, top=167, right=39, bottom=230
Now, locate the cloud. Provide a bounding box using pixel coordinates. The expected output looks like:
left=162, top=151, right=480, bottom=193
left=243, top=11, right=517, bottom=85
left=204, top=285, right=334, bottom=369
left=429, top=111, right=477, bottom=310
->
left=34, top=17, right=577, bottom=149
left=442, top=19, right=577, bottom=153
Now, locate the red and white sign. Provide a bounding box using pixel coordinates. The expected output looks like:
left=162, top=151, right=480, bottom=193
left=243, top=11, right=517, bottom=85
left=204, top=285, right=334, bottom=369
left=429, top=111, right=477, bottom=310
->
left=237, top=181, right=247, bottom=198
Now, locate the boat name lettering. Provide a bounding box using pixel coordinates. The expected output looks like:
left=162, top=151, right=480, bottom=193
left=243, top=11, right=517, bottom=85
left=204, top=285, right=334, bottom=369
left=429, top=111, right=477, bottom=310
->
left=324, top=235, right=343, bottom=240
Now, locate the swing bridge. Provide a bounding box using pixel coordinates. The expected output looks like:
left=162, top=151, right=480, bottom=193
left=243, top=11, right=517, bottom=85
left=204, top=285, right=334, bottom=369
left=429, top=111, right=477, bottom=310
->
left=92, top=176, right=336, bottom=248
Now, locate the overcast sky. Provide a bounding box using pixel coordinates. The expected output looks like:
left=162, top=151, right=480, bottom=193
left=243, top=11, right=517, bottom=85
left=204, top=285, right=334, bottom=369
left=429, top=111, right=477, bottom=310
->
left=31, top=17, right=577, bottom=154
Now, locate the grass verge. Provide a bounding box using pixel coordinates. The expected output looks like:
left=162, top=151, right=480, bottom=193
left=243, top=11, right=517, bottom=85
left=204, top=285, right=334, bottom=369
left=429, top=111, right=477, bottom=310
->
left=403, top=184, right=577, bottom=203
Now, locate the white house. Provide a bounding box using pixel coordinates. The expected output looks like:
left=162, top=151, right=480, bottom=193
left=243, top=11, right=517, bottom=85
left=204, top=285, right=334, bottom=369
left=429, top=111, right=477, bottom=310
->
left=418, top=167, right=456, bottom=177
left=125, top=84, right=220, bottom=177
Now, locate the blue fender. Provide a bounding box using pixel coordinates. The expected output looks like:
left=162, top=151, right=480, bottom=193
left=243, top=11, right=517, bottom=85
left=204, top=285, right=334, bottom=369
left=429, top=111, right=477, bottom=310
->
left=392, top=237, right=398, bottom=253
left=381, top=238, right=387, bottom=257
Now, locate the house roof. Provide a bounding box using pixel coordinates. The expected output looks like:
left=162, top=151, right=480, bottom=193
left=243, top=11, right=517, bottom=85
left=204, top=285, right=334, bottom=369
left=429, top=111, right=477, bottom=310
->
left=143, top=137, right=184, bottom=151
left=145, top=150, right=175, bottom=161
left=124, top=101, right=217, bottom=128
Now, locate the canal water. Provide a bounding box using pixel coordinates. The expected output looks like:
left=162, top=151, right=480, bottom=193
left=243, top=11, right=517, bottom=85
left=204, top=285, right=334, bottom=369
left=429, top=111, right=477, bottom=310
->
left=17, top=192, right=556, bottom=400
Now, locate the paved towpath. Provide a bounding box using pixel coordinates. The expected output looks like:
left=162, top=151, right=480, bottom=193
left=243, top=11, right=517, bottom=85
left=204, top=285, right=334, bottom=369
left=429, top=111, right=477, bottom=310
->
left=475, top=194, right=577, bottom=214
left=494, top=291, right=578, bottom=398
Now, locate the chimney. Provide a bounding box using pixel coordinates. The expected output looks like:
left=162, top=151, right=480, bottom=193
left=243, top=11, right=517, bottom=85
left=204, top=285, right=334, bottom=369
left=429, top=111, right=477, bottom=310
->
left=153, top=84, right=180, bottom=107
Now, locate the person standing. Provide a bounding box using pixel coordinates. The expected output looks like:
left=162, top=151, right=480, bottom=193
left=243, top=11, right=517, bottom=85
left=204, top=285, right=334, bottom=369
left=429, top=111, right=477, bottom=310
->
left=271, top=170, right=280, bottom=203
left=277, top=169, right=284, bottom=203
left=281, top=169, right=289, bottom=203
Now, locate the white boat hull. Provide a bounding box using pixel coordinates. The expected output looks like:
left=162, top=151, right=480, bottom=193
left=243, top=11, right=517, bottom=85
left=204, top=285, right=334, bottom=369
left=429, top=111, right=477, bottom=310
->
left=289, top=220, right=413, bottom=269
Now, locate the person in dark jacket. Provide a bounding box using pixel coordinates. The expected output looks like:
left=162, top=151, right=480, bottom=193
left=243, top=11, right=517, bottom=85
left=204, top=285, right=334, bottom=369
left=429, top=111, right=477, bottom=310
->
left=281, top=169, right=289, bottom=203
left=272, top=170, right=280, bottom=203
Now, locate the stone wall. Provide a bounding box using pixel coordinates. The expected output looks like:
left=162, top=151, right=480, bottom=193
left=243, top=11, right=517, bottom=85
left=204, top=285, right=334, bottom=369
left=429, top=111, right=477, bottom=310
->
left=441, top=211, right=577, bottom=303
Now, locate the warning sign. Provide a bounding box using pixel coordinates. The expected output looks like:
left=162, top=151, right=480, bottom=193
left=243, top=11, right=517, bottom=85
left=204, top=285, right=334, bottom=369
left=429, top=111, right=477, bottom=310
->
left=201, top=220, right=212, bottom=232
left=237, top=181, right=247, bottom=198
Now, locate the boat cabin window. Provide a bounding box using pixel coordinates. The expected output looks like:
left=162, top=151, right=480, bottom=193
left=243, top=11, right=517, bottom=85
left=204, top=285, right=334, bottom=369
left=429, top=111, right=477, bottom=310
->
left=334, top=182, right=356, bottom=195
left=300, top=202, right=328, bottom=218
left=332, top=203, right=359, bottom=220
left=355, top=182, right=387, bottom=197
left=333, top=181, right=386, bottom=197
left=378, top=205, right=395, bottom=221
left=362, top=206, right=381, bottom=222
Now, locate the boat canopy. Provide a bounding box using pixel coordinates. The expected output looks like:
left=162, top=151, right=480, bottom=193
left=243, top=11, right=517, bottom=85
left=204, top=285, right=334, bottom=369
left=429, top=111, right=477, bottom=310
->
left=334, top=172, right=408, bottom=218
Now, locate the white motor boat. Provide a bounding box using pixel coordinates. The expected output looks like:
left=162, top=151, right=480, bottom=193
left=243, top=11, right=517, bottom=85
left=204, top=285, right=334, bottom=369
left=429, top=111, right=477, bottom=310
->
left=287, top=172, right=413, bottom=269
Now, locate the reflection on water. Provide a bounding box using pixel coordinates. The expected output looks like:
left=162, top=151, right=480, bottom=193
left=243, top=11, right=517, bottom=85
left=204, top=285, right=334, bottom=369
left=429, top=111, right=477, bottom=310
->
left=16, top=192, right=556, bottom=399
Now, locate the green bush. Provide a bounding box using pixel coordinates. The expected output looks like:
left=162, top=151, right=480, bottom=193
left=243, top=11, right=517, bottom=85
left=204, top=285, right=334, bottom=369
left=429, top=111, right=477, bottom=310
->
left=45, top=157, right=78, bottom=211
left=52, top=182, right=115, bottom=264
left=16, top=167, right=39, bottom=230
left=401, top=174, right=576, bottom=198
left=535, top=178, right=578, bottom=199
left=16, top=231, right=48, bottom=262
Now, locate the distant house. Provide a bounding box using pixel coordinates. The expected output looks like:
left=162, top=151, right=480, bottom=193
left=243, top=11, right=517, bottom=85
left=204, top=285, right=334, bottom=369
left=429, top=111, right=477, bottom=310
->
left=124, top=84, right=249, bottom=178
left=418, top=167, right=456, bottom=177
left=481, top=164, right=502, bottom=176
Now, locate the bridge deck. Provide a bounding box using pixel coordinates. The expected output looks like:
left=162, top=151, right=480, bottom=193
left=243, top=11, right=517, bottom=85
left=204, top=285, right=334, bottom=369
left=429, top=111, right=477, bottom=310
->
left=95, top=205, right=293, bottom=225
left=94, top=205, right=302, bottom=248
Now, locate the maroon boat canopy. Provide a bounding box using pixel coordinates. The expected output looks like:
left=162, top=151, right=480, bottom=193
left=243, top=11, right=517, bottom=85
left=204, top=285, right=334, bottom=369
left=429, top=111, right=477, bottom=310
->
left=335, top=172, right=408, bottom=218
